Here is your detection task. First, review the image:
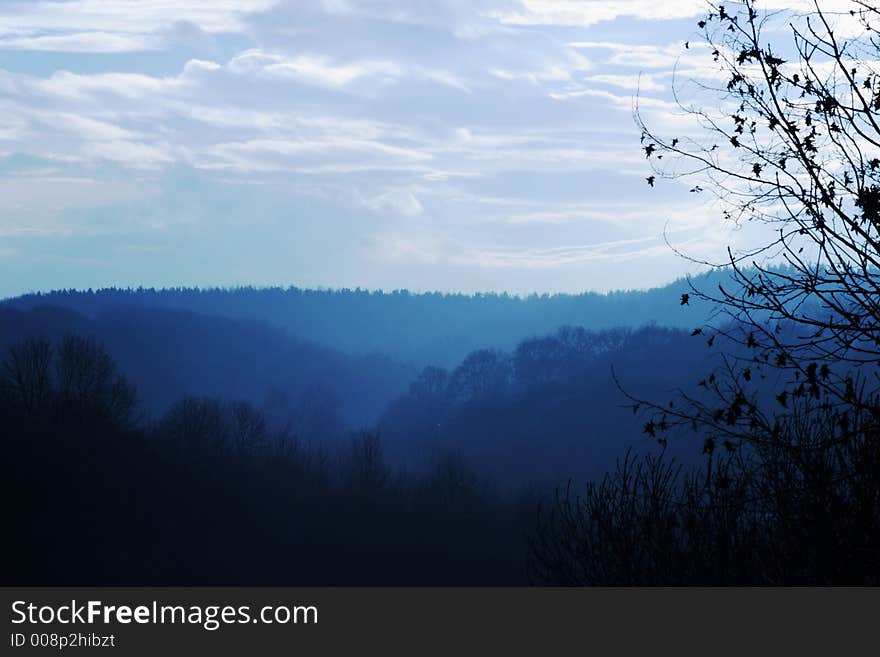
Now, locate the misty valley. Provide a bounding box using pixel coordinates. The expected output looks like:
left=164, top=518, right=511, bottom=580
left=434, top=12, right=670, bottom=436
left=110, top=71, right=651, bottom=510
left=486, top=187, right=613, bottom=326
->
left=5, top=268, right=878, bottom=585
left=2, top=280, right=706, bottom=584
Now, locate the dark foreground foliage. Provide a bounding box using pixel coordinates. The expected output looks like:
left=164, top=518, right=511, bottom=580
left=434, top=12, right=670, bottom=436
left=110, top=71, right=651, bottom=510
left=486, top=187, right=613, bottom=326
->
left=530, top=408, right=880, bottom=585
left=4, top=333, right=880, bottom=585
left=2, top=337, right=531, bottom=585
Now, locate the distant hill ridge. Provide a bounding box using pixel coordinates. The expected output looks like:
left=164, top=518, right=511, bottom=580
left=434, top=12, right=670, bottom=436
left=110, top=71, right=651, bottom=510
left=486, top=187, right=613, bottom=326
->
left=2, top=270, right=729, bottom=367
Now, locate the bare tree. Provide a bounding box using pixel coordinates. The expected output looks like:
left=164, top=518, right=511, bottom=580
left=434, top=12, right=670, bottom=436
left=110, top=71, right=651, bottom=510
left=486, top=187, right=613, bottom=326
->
left=56, top=335, right=136, bottom=424
left=3, top=338, right=52, bottom=412
left=632, top=0, right=880, bottom=452
left=446, top=349, right=512, bottom=403
left=346, top=432, right=391, bottom=495
left=161, top=396, right=230, bottom=456
left=228, top=400, right=270, bottom=455
left=531, top=0, right=880, bottom=585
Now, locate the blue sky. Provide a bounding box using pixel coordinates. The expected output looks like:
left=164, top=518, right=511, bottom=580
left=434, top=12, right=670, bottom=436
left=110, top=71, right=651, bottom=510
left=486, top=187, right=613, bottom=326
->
left=0, top=1, right=833, bottom=297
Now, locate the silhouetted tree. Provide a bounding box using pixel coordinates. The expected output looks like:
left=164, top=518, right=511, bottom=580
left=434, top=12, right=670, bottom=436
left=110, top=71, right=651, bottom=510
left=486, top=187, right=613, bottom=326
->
left=55, top=335, right=136, bottom=424
left=3, top=338, right=52, bottom=412
left=228, top=400, right=271, bottom=455
left=514, top=326, right=631, bottom=386
left=423, top=452, right=485, bottom=509
left=527, top=0, right=880, bottom=586
left=633, top=0, right=880, bottom=454
left=346, top=432, right=391, bottom=495
left=409, top=366, right=449, bottom=400
left=160, top=396, right=229, bottom=456
left=447, top=349, right=512, bottom=402
left=514, top=335, right=568, bottom=386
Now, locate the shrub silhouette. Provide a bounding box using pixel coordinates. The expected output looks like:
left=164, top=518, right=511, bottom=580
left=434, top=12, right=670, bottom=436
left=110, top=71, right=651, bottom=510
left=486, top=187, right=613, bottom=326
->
left=530, top=400, right=880, bottom=585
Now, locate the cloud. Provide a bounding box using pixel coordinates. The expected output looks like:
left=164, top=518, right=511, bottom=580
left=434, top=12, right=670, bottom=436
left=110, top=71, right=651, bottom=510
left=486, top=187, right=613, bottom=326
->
left=583, top=73, right=664, bottom=92
left=497, top=0, right=852, bottom=28
left=569, top=40, right=697, bottom=69
left=38, top=113, right=142, bottom=142
left=360, top=189, right=425, bottom=216
left=83, top=140, right=177, bottom=168
left=25, top=70, right=184, bottom=101
left=498, top=0, right=707, bottom=27
left=0, top=0, right=840, bottom=295
left=202, top=137, right=432, bottom=172
left=0, top=32, right=161, bottom=53
left=452, top=236, right=673, bottom=268
left=0, top=171, right=155, bottom=236
left=0, top=1, right=279, bottom=39
left=227, top=50, right=403, bottom=88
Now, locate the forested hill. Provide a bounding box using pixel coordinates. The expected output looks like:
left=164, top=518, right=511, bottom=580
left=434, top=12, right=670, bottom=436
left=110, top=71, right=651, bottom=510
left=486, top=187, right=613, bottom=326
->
left=2, top=270, right=724, bottom=367
left=0, top=305, right=416, bottom=427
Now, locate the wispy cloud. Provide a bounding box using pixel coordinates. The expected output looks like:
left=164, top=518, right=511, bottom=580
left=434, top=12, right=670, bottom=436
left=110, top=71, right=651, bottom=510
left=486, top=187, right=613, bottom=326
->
left=227, top=50, right=402, bottom=87
left=0, top=1, right=279, bottom=39
left=0, top=32, right=161, bottom=53
left=497, top=0, right=707, bottom=27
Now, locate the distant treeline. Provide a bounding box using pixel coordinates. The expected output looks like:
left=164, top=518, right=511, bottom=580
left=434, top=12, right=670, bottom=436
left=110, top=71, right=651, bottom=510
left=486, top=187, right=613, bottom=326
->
left=2, top=271, right=729, bottom=366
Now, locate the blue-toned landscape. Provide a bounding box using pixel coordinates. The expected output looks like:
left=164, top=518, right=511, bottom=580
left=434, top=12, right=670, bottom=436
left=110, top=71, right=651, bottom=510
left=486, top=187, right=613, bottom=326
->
left=3, top=1, right=880, bottom=585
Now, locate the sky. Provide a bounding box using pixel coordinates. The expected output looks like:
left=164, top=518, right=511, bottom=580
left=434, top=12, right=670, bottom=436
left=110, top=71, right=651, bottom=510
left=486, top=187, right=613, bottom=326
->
left=0, top=0, right=836, bottom=297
